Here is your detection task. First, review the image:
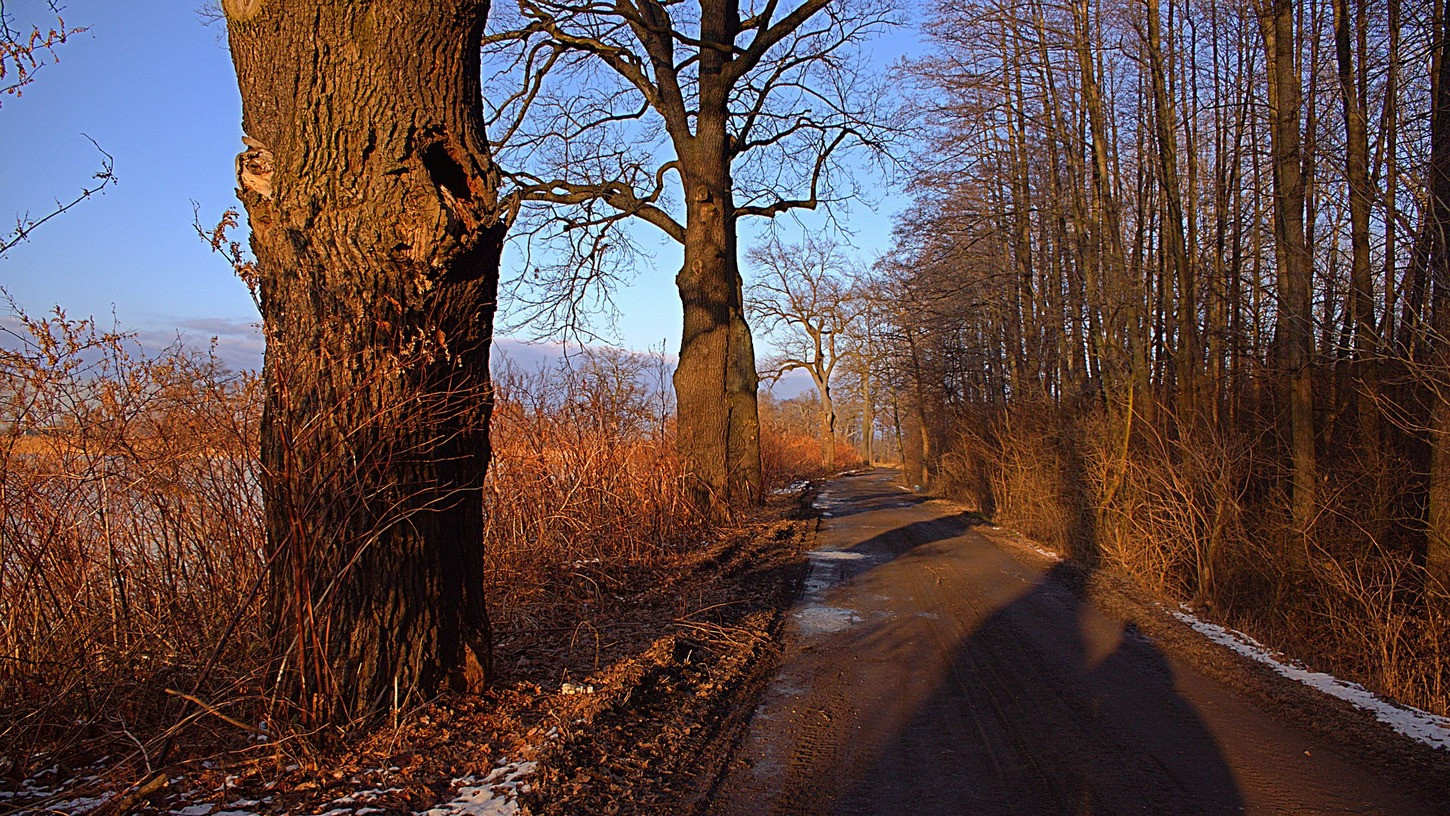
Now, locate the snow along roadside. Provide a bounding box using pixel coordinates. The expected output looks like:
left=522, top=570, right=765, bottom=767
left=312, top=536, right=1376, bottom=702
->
left=416, top=760, right=537, bottom=816
left=1169, top=607, right=1450, bottom=751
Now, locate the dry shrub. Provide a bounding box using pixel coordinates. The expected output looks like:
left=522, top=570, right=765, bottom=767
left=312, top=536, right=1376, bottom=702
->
left=0, top=308, right=265, bottom=767
left=482, top=348, right=711, bottom=625
left=1086, top=410, right=1250, bottom=604
left=943, top=401, right=1082, bottom=555
left=758, top=394, right=859, bottom=488
left=937, top=395, right=1450, bottom=716
left=1235, top=450, right=1450, bottom=715
left=1299, top=542, right=1450, bottom=714
left=1, top=322, right=836, bottom=769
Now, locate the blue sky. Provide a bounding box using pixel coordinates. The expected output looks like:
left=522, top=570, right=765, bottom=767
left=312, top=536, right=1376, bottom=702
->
left=0, top=1, right=919, bottom=374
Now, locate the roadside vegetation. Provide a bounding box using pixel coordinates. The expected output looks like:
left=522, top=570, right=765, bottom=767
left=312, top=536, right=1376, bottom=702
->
left=864, top=0, right=1450, bottom=719
left=0, top=308, right=841, bottom=788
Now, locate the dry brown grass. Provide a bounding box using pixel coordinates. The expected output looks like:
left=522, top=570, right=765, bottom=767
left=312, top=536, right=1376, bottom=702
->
left=0, top=321, right=833, bottom=775
left=936, top=399, right=1450, bottom=718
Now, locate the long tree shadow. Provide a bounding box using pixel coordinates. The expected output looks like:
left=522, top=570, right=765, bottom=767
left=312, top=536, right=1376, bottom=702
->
left=830, top=560, right=1245, bottom=815
left=726, top=471, right=1245, bottom=815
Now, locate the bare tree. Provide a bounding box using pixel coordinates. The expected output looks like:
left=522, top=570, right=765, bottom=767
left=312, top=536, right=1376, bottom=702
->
left=1259, top=0, right=1318, bottom=548
left=222, top=0, right=504, bottom=724
left=484, top=0, right=899, bottom=515
left=1425, top=0, right=1450, bottom=589
left=748, top=236, right=864, bottom=469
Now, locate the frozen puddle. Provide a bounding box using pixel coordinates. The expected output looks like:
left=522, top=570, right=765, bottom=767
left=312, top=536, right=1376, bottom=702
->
left=812, top=491, right=845, bottom=511
left=794, top=548, right=874, bottom=636
left=795, top=605, right=862, bottom=634
left=810, top=549, right=867, bottom=561
left=1171, top=608, right=1450, bottom=751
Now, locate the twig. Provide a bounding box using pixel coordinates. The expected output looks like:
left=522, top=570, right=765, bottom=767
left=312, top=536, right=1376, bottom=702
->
left=164, top=689, right=267, bottom=736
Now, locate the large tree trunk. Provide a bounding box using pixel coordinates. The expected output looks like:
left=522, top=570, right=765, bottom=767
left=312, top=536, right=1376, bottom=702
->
left=1261, top=0, right=1318, bottom=547
left=817, top=377, right=837, bottom=469
left=674, top=157, right=762, bottom=514
left=672, top=0, right=762, bottom=515
left=224, top=0, right=503, bottom=724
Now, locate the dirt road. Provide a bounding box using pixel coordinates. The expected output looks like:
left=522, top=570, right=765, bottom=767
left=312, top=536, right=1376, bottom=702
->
left=707, top=469, right=1443, bottom=816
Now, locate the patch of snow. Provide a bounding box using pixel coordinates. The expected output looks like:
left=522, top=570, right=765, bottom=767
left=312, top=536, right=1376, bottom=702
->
left=416, top=761, right=537, bottom=816
left=173, top=805, right=214, bottom=816
left=808, top=549, right=866, bottom=561
left=994, top=529, right=1061, bottom=561
left=1170, top=607, right=1450, bottom=751
left=329, top=788, right=400, bottom=805
left=559, top=682, right=595, bottom=695
left=770, top=480, right=810, bottom=496
left=1024, top=543, right=1062, bottom=561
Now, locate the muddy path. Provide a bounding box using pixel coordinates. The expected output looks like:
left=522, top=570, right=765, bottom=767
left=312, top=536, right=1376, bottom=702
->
left=705, top=468, right=1447, bottom=816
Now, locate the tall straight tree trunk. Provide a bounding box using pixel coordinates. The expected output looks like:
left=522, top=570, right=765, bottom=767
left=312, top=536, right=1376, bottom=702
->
left=224, top=0, right=503, bottom=723
left=862, top=357, right=875, bottom=464
left=1146, top=0, right=1199, bottom=427
left=1425, top=0, right=1450, bottom=588
left=1382, top=0, right=1401, bottom=348
left=1332, top=0, right=1383, bottom=525
left=1074, top=0, right=1135, bottom=411
left=1261, top=0, right=1318, bottom=545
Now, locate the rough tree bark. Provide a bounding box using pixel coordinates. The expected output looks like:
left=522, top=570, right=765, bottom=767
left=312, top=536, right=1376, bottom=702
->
left=223, top=0, right=504, bottom=723
left=674, top=148, right=762, bottom=514
left=813, top=373, right=838, bottom=469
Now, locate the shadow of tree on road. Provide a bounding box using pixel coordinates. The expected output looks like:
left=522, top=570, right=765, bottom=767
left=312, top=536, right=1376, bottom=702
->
left=832, top=562, right=1245, bottom=816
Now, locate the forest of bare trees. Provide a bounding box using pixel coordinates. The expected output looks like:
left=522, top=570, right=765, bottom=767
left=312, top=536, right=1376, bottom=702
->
left=861, top=0, right=1450, bottom=713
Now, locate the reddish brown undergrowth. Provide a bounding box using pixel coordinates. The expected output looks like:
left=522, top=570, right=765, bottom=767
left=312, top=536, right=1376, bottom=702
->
left=0, top=317, right=827, bottom=792
left=935, top=397, right=1450, bottom=718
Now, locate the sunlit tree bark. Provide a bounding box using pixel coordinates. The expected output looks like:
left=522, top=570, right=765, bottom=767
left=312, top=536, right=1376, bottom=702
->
left=224, top=0, right=503, bottom=723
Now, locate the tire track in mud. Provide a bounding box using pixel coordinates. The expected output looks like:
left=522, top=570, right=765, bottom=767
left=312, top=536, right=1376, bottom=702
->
left=705, top=469, right=1444, bottom=816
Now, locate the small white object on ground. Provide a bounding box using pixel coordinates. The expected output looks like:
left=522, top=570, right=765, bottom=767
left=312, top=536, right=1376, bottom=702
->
left=416, top=761, right=538, bottom=816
